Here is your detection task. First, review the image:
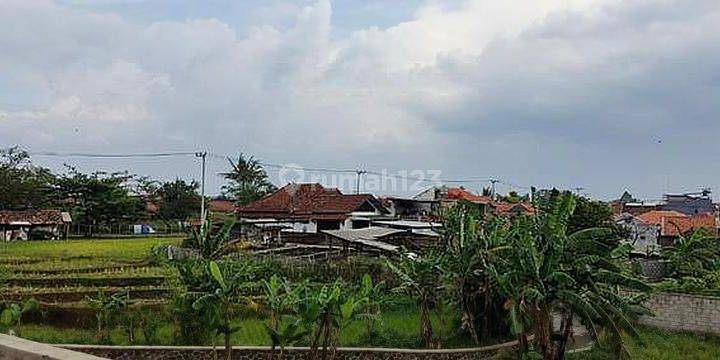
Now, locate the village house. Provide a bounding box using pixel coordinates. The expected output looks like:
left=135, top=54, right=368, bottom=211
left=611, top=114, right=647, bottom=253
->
left=410, top=185, right=534, bottom=217
left=615, top=213, right=661, bottom=255
left=633, top=210, right=718, bottom=247
left=0, top=210, right=72, bottom=241
left=611, top=190, right=715, bottom=216
left=236, top=183, right=386, bottom=243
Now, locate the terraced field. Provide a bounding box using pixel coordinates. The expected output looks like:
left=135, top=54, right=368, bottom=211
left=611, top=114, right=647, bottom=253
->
left=0, top=237, right=181, bottom=307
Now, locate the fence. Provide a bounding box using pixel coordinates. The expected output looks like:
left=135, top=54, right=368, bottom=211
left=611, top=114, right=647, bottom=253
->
left=638, top=292, right=720, bottom=334
left=66, top=222, right=188, bottom=238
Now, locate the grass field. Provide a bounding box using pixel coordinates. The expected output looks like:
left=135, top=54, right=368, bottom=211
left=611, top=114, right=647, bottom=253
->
left=15, top=305, right=469, bottom=348
left=0, top=237, right=181, bottom=262
left=568, top=326, right=720, bottom=360
left=1, top=237, right=181, bottom=304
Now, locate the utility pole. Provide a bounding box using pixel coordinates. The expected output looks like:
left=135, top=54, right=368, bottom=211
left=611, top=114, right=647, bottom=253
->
left=355, top=169, right=367, bottom=194
left=489, top=179, right=500, bottom=200
left=195, top=151, right=207, bottom=237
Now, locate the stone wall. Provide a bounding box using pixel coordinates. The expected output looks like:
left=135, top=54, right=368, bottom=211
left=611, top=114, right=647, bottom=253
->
left=639, top=292, right=720, bottom=334
left=60, top=342, right=518, bottom=360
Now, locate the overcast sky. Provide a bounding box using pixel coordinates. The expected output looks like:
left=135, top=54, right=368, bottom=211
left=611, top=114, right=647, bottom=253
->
left=1, top=0, right=719, bottom=200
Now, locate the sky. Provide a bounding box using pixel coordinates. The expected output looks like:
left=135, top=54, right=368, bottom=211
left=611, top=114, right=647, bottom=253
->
left=1, top=0, right=719, bottom=200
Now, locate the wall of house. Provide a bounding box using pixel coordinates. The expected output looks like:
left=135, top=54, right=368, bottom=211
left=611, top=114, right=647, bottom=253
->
left=60, top=343, right=518, bottom=360
left=638, top=292, right=720, bottom=334
left=663, top=195, right=714, bottom=215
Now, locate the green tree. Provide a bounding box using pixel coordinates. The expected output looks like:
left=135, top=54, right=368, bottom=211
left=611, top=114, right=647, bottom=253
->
left=53, top=167, right=144, bottom=236
left=221, top=153, right=275, bottom=205
left=0, top=147, right=54, bottom=210
left=262, top=275, right=306, bottom=359
left=193, top=261, right=248, bottom=360
left=439, top=203, right=510, bottom=344
left=387, top=251, right=443, bottom=348
left=156, top=179, right=201, bottom=221
left=298, top=281, right=359, bottom=359
left=499, top=192, right=651, bottom=360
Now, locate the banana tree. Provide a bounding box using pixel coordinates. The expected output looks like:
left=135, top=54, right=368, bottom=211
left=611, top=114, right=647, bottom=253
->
left=356, top=274, right=388, bottom=340
left=439, top=204, right=511, bottom=344
left=499, top=192, right=652, bottom=360
left=262, top=275, right=306, bottom=359
left=387, top=251, right=443, bottom=348
left=0, top=298, right=38, bottom=336
left=299, top=281, right=360, bottom=360
left=193, top=261, right=245, bottom=360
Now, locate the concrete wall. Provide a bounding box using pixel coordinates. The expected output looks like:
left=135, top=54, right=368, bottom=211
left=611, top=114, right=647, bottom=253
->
left=60, top=342, right=519, bottom=360
left=639, top=292, right=720, bottom=334
left=0, top=334, right=108, bottom=360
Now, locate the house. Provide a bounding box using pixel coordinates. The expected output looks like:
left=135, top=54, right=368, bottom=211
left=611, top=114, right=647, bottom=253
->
left=611, top=190, right=714, bottom=216
left=615, top=213, right=660, bottom=255
left=237, top=183, right=386, bottom=235
left=0, top=210, right=72, bottom=241
left=662, top=190, right=714, bottom=215
left=413, top=186, right=494, bottom=214
left=208, top=198, right=236, bottom=213
left=635, top=210, right=717, bottom=247
left=412, top=186, right=534, bottom=217
left=381, top=197, right=438, bottom=221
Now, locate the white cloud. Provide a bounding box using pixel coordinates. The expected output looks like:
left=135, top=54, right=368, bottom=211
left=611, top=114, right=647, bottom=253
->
left=1, top=0, right=719, bottom=198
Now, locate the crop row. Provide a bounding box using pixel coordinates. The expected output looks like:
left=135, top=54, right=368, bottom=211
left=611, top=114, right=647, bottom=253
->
left=2, top=275, right=167, bottom=288
left=5, top=285, right=171, bottom=302
left=4, top=265, right=166, bottom=277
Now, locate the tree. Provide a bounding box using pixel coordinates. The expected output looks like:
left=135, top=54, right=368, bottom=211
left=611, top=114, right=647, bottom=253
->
left=0, top=147, right=54, bottom=210
left=221, top=153, right=275, bottom=205
left=499, top=192, right=651, bottom=360
left=262, top=275, right=306, bottom=359
left=439, top=203, right=510, bottom=344
left=193, top=261, right=246, bottom=360
left=53, top=167, right=144, bottom=235
left=298, top=281, right=359, bottom=360
left=387, top=251, right=443, bottom=348
left=156, top=179, right=201, bottom=221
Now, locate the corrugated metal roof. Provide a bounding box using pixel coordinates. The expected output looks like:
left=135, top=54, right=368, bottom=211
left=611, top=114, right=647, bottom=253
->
left=322, top=227, right=403, bottom=252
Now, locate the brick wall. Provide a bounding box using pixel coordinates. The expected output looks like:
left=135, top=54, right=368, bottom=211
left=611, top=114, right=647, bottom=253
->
left=639, top=292, right=720, bottom=334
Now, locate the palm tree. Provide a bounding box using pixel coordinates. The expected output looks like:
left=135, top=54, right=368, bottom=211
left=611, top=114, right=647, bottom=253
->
left=221, top=153, right=276, bottom=205
left=498, top=192, right=651, bottom=360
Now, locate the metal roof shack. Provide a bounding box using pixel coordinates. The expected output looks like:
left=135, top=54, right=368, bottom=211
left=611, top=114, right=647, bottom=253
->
left=322, top=227, right=402, bottom=253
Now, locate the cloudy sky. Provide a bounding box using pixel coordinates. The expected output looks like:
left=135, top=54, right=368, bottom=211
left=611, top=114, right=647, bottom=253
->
left=1, top=0, right=719, bottom=200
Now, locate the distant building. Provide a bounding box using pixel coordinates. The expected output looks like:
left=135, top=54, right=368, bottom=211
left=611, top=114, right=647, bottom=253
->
left=381, top=197, right=437, bottom=220
left=208, top=198, right=236, bottom=213
left=237, top=183, right=386, bottom=233
left=662, top=190, right=714, bottom=215
left=0, top=210, right=72, bottom=241
left=635, top=210, right=717, bottom=247
left=412, top=186, right=534, bottom=216
left=615, top=213, right=660, bottom=255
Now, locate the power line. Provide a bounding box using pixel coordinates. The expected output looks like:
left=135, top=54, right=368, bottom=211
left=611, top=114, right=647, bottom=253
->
left=30, top=151, right=197, bottom=158
left=27, top=150, right=535, bottom=192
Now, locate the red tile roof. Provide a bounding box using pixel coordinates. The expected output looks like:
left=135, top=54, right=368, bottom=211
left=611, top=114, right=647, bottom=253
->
left=237, top=183, right=380, bottom=220
left=0, top=210, right=71, bottom=225
left=209, top=199, right=236, bottom=213
left=445, top=187, right=493, bottom=204
left=636, top=210, right=717, bottom=236
left=493, top=202, right=535, bottom=216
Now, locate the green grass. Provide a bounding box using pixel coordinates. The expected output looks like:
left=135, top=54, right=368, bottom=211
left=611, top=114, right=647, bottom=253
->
left=0, top=237, right=181, bottom=262
left=569, top=326, right=720, bottom=360
left=15, top=306, right=472, bottom=348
